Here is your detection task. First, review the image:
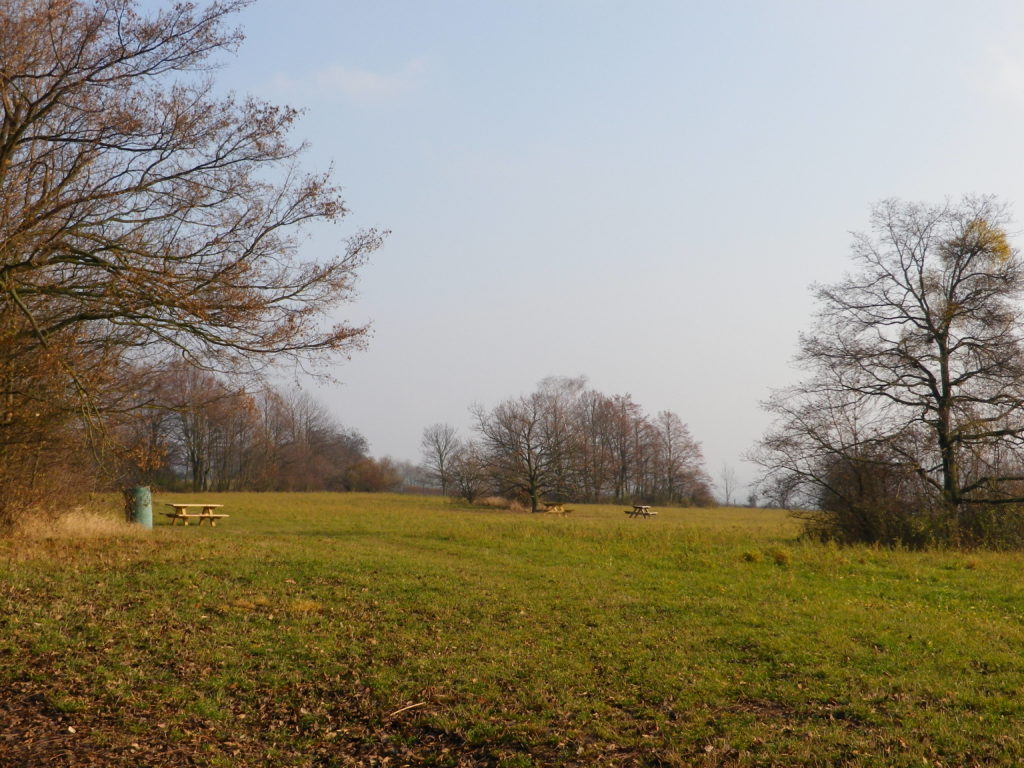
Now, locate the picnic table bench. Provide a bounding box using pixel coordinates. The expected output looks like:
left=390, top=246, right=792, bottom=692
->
left=625, top=504, right=657, bottom=518
left=163, top=503, right=228, bottom=526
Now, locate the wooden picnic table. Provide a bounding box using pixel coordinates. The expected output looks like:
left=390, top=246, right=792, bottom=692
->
left=163, top=503, right=229, bottom=526
left=625, top=504, right=657, bottom=519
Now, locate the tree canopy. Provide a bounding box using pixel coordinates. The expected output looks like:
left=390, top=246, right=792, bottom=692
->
left=0, top=0, right=380, bottom=522
left=1, top=0, right=380, bottom=371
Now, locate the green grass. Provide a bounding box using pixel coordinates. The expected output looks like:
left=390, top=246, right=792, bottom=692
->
left=2, top=493, right=1024, bottom=766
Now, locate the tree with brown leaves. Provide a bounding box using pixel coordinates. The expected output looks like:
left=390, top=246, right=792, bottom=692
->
left=0, top=0, right=381, bottom=522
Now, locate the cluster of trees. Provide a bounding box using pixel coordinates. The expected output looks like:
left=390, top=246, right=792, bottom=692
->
left=9, top=5, right=1024, bottom=553
left=755, top=197, right=1024, bottom=547
left=422, top=377, right=714, bottom=511
left=0, top=1, right=380, bottom=524
left=115, top=364, right=409, bottom=493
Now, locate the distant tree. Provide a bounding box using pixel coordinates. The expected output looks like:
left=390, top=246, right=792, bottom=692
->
left=756, top=197, right=1024, bottom=545
left=252, top=389, right=366, bottom=492
left=535, top=377, right=587, bottom=502
left=652, top=410, right=713, bottom=504
left=474, top=391, right=567, bottom=513
left=345, top=457, right=402, bottom=493
left=449, top=441, right=489, bottom=503
left=607, top=394, right=643, bottom=502
left=390, top=458, right=432, bottom=491
left=718, top=463, right=739, bottom=506
left=420, top=423, right=460, bottom=495
left=471, top=379, right=713, bottom=509
left=168, top=366, right=230, bottom=491
left=575, top=390, right=617, bottom=502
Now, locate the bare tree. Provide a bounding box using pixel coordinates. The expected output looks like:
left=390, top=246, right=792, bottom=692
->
left=607, top=394, right=642, bottom=502
left=718, top=462, right=739, bottom=506
left=576, top=389, right=617, bottom=502
left=474, top=390, right=571, bottom=513
left=536, top=376, right=587, bottom=501
left=420, top=423, right=460, bottom=495
left=756, top=197, right=1024, bottom=545
left=168, top=366, right=227, bottom=491
left=449, top=440, right=489, bottom=503
left=653, top=410, right=712, bottom=505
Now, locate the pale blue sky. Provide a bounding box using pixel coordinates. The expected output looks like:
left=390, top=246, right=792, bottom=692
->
left=209, top=1, right=1024, bottom=491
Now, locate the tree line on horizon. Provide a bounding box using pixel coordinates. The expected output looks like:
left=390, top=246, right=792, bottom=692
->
left=4, top=353, right=415, bottom=513
left=8, top=2, right=1024, bottom=549
left=422, top=377, right=715, bottom=512
left=116, top=364, right=416, bottom=494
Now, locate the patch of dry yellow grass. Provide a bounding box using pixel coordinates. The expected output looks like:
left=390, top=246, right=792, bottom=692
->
left=10, top=509, right=144, bottom=540
left=476, top=496, right=530, bottom=514
left=288, top=598, right=323, bottom=614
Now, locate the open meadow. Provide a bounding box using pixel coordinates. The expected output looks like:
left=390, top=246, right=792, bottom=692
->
left=2, top=493, right=1024, bottom=767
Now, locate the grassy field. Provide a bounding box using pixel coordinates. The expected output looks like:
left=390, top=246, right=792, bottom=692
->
left=2, top=493, right=1023, bottom=767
